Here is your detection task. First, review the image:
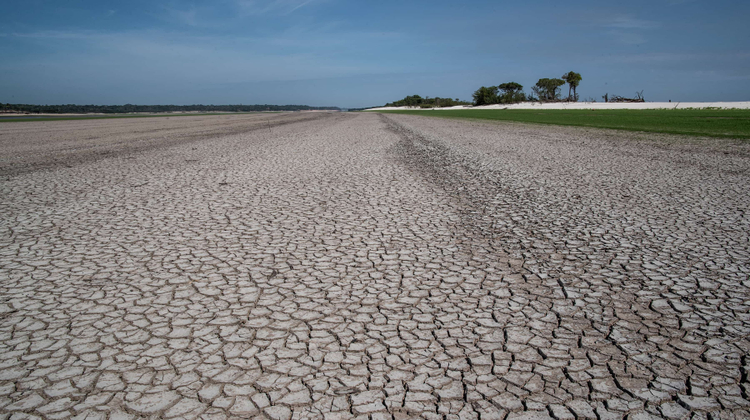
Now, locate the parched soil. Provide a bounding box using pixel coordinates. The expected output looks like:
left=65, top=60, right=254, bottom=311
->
left=1, top=112, right=749, bottom=419
left=0, top=112, right=329, bottom=177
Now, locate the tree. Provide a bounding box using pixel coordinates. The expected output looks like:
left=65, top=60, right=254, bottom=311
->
left=561, top=71, right=582, bottom=101
left=385, top=95, right=423, bottom=107
left=385, top=95, right=471, bottom=108
left=472, top=86, right=499, bottom=106
left=497, top=82, right=525, bottom=103
left=533, top=78, right=565, bottom=101
left=403, top=95, right=423, bottom=106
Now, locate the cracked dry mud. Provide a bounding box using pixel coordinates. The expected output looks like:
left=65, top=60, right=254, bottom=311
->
left=1, top=112, right=749, bottom=420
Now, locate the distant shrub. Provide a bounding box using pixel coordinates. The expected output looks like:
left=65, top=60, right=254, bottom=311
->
left=384, top=95, right=471, bottom=108
left=533, top=78, right=565, bottom=101
left=472, top=86, right=499, bottom=106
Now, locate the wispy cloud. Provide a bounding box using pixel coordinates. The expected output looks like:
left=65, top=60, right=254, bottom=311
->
left=10, top=30, right=99, bottom=40
left=163, top=5, right=200, bottom=26
left=2, top=27, right=405, bottom=85
left=286, top=0, right=314, bottom=14
left=234, top=0, right=319, bottom=16
left=157, top=1, right=322, bottom=28
left=594, top=14, right=660, bottom=45
left=605, top=16, right=659, bottom=30
left=611, top=51, right=750, bottom=63
left=611, top=52, right=700, bottom=63
left=607, top=30, right=648, bottom=45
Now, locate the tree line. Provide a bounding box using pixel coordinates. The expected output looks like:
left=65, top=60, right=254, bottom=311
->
left=0, top=103, right=340, bottom=114
left=384, top=95, right=472, bottom=108
left=383, top=71, right=584, bottom=108
left=474, top=71, right=583, bottom=105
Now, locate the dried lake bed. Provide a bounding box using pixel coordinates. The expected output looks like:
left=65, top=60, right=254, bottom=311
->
left=1, top=112, right=749, bottom=419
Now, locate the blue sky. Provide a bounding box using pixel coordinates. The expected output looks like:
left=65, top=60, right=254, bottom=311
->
left=1, top=0, right=748, bottom=108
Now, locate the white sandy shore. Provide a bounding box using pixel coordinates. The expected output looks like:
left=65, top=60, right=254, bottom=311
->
left=366, top=101, right=750, bottom=111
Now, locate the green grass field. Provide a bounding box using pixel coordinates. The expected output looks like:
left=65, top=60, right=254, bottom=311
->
left=378, top=109, right=750, bottom=139
left=0, top=112, right=266, bottom=123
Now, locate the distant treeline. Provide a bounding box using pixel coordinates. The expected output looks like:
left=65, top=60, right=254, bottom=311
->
left=473, top=72, right=583, bottom=105
left=385, top=71, right=586, bottom=108
left=0, top=103, right=340, bottom=114
left=384, top=95, right=472, bottom=108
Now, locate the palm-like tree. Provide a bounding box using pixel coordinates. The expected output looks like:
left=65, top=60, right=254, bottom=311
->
left=562, top=71, right=582, bottom=101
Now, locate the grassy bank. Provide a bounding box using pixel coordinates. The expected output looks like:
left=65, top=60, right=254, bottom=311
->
left=377, top=109, right=750, bottom=139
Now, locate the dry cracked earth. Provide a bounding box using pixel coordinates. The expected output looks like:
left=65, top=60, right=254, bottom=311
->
left=1, top=112, right=749, bottom=420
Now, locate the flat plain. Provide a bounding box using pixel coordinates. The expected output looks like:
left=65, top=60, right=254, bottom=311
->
left=1, top=112, right=749, bottom=419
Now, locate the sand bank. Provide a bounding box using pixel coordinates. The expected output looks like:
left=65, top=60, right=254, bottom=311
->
left=366, top=101, right=750, bottom=111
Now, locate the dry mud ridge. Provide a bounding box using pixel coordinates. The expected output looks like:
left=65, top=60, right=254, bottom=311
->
left=1, top=112, right=749, bottom=420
